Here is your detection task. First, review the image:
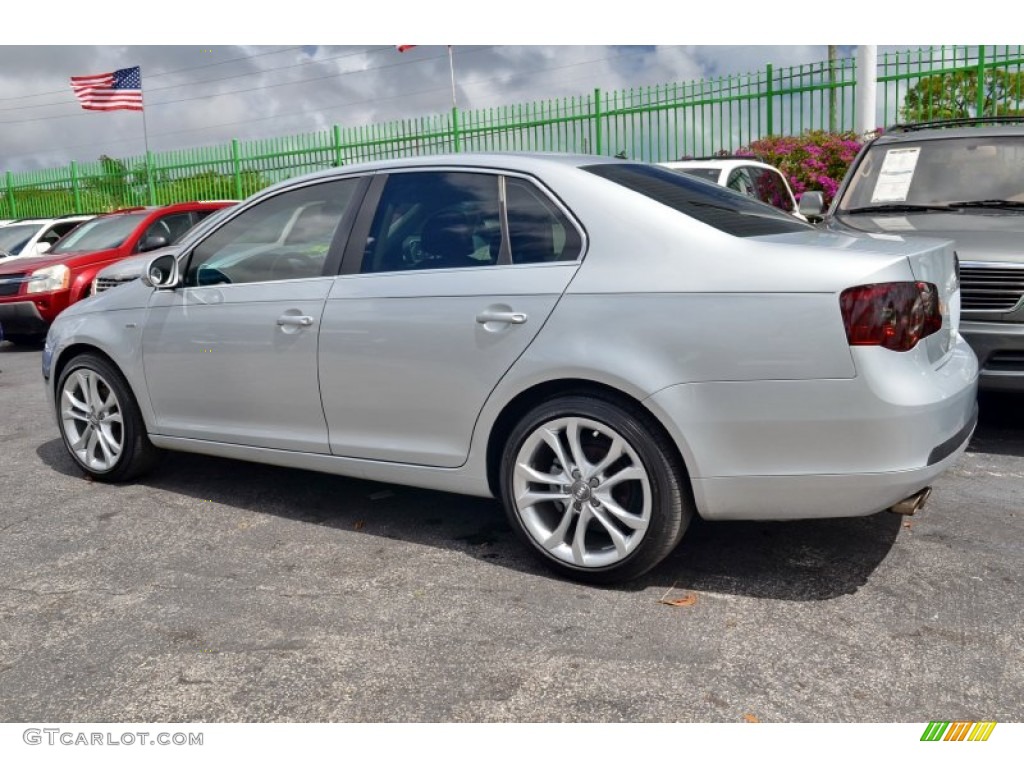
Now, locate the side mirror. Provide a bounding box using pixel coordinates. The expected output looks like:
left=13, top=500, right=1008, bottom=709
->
left=140, top=252, right=181, bottom=289
left=36, top=242, right=52, bottom=255
left=798, top=191, right=825, bottom=222
left=139, top=234, right=170, bottom=253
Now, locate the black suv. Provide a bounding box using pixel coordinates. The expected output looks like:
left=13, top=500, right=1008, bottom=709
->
left=808, top=118, right=1024, bottom=392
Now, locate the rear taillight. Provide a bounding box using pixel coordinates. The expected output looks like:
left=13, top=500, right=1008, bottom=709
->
left=839, top=281, right=942, bottom=352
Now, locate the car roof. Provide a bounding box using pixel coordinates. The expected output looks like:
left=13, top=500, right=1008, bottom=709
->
left=291, top=152, right=624, bottom=180
left=661, top=158, right=774, bottom=171
left=1, top=215, right=94, bottom=225
left=875, top=119, right=1024, bottom=144
left=238, top=152, right=631, bottom=199
left=99, top=201, right=235, bottom=218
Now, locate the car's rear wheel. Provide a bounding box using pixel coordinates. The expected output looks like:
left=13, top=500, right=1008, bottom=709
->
left=56, top=353, right=161, bottom=481
left=499, top=395, right=692, bottom=583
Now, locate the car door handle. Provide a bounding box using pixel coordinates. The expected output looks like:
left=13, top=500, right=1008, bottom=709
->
left=277, top=315, right=315, bottom=327
left=475, top=310, right=528, bottom=325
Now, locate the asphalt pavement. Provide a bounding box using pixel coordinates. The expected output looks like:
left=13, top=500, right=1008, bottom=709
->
left=1, top=341, right=1021, bottom=722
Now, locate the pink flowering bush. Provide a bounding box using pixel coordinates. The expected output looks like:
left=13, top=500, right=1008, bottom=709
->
left=737, top=130, right=863, bottom=208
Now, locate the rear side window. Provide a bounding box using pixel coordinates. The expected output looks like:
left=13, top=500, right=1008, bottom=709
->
left=505, top=177, right=581, bottom=264
left=584, top=163, right=811, bottom=236
left=361, top=171, right=500, bottom=273
left=359, top=171, right=582, bottom=272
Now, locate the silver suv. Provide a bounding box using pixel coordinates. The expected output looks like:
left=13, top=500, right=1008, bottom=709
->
left=813, top=118, right=1024, bottom=392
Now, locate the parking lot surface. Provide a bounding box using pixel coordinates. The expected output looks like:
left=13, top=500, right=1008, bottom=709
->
left=1, top=342, right=1021, bottom=722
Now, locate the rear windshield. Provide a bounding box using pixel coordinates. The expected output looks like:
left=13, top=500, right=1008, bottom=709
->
left=50, top=213, right=147, bottom=254
left=584, top=163, right=812, bottom=237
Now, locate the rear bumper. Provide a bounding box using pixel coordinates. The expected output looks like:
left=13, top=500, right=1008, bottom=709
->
left=960, top=319, right=1024, bottom=392
left=645, top=336, right=979, bottom=521
left=0, top=301, right=49, bottom=335
left=691, top=405, right=976, bottom=520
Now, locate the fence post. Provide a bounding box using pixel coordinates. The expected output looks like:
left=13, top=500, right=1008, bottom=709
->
left=231, top=139, right=243, bottom=200
left=145, top=151, right=156, bottom=205
left=332, top=125, right=344, bottom=167
left=765, top=64, right=774, bottom=136
left=594, top=88, right=603, bottom=156
left=70, top=161, right=82, bottom=213
left=451, top=107, right=461, bottom=152
left=5, top=171, right=16, bottom=218
left=976, top=45, right=987, bottom=117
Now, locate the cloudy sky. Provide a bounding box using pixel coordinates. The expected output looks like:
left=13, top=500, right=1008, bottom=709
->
left=0, top=3, right=973, bottom=172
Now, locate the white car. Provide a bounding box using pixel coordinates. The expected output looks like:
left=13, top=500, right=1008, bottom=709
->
left=0, top=215, right=95, bottom=261
left=660, top=157, right=805, bottom=220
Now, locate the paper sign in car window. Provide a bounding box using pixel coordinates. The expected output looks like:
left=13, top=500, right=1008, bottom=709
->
left=870, top=148, right=921, bottom=203
left=871, top=216, right=916, bottom=231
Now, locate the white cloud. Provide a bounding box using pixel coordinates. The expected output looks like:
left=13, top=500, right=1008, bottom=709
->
left=0, top=0, right=1001, bottom=173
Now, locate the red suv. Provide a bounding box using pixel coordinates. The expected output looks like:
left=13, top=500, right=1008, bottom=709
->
left=0, top=201, right=233, bottom=343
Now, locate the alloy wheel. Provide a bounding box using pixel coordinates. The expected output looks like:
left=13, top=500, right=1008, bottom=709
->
left=60, top=369, right=124, bottom=472
left=511, top=416, right=652, bottom=568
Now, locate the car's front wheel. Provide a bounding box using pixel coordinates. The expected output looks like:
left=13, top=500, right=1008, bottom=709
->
left=56, top=353, right=161, bottom=481
left=500, top=395, right=692, bottom=583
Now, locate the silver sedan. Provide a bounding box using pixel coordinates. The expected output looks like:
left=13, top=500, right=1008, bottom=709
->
left=42, top=153, right=979, bottom=583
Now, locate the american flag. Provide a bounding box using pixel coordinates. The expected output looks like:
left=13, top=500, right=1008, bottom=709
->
left=70, top=66, right=143, bottom=111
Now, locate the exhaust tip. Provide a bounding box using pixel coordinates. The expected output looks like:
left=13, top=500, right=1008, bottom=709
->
left=889, top=487, right=932, bottom=516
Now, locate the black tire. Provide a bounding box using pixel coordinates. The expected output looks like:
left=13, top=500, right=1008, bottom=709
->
left=499, top=395, right=693, bottom=584
left=4, top=334, right=45, bottom=346
left=55, top=353, right=161, bottom=481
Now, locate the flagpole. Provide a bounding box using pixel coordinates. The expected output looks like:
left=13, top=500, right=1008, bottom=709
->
left=141, top=97, right=151, bottom=156
left=448, top=45, right=457, bottom=110
left=139, top=66, right=155, bottom=204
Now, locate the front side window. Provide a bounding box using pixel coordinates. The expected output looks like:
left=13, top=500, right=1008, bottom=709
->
left=727, top=167, right=756, bottom=197
left=138, top=213, right=198, bottom=253
left=185, top=180, right=359, bottom=286
left=837, top=135, right=1024, bottom=211
left=43, top=221, right=84, bottom=244
left=751, top=168, right=795, bottom=212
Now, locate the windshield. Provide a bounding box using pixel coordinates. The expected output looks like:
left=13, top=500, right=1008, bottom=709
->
left=837, top=135, right=1024, bottom=212
left=676, top=168, right=721, bottom=181
left=51, top=213, right=147, bottom=254
left=0, top=224, right=41, bottom=255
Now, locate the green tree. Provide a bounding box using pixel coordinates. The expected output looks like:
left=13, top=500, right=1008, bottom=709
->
left=901, top=69, right=1024, bottom=122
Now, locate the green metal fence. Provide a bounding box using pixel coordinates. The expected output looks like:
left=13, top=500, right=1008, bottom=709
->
left=2, top=45, right=1022, bottom=219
